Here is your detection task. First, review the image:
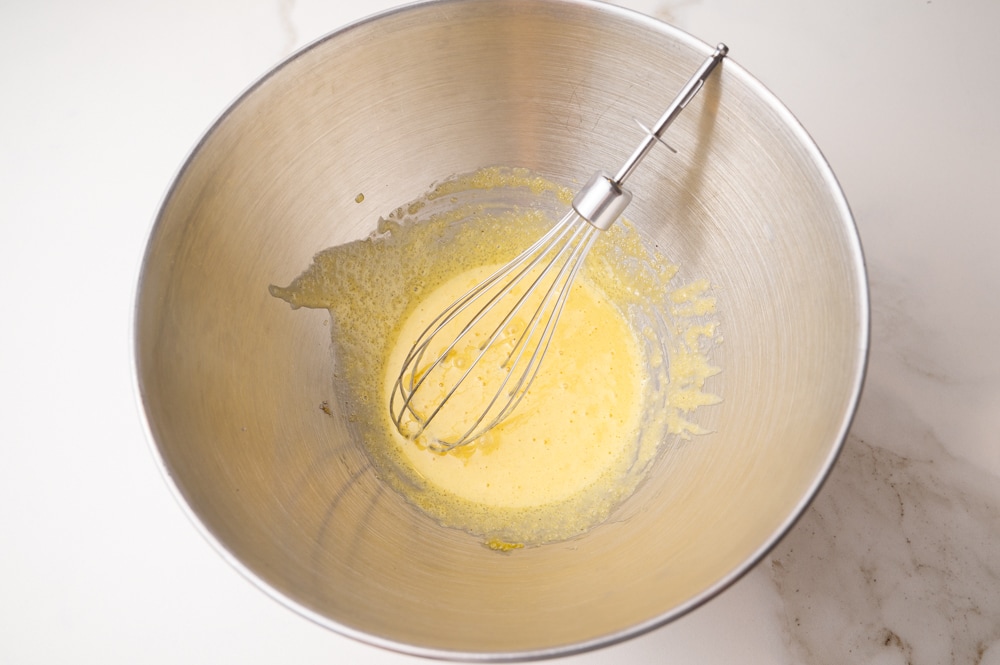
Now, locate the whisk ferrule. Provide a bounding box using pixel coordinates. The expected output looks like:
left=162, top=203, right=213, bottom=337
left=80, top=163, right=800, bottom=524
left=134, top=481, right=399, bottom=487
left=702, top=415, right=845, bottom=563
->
left=572, top=171, right=633, bottom=231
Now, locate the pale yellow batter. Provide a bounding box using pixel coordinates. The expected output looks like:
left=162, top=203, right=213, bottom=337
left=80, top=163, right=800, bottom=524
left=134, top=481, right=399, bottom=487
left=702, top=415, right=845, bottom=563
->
left=385, top=262, right=645, bottom=508
left=270, top=167, right=721, bottom=547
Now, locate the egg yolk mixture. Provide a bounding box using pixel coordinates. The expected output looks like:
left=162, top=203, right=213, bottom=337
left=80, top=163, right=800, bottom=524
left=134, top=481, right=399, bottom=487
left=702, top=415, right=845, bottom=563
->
left=387, top=262, right=645, bottom=508
left=270, top=167, right=720, bottom=547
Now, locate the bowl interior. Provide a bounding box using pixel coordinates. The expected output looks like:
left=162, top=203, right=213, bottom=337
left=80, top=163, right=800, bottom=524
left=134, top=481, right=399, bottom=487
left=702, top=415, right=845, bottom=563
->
left=135, top=0, right=867, bottom=659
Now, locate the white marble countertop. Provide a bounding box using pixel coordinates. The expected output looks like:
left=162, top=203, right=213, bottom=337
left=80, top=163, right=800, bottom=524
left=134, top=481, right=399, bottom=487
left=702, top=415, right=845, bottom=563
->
left=3, top=0, right=999, bottom=662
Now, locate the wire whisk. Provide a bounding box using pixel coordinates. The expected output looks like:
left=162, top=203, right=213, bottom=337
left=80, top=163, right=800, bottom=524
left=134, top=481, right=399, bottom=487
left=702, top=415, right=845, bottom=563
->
left=390, top=44, right=728, bottom=451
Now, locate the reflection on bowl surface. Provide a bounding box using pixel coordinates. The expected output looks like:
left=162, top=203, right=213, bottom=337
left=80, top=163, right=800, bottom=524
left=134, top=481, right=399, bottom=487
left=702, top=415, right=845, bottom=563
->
left=134, top=0, right=867, bottom=659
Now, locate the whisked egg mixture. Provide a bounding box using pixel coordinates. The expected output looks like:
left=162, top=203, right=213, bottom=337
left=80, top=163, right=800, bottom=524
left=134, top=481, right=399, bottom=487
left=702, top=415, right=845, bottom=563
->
left=270, top=167, right=720, bottom=547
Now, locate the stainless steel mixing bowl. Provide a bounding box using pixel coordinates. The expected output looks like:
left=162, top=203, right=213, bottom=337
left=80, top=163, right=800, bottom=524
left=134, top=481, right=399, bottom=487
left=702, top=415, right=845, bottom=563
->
left=134, top=0, right=868, bottom=659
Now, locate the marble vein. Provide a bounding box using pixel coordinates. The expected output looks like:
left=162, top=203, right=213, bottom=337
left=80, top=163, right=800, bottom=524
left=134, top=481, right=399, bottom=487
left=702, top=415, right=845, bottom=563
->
left=277, top=0, right=298, bottom=56
left=768, top=436, right=1000, bottom=665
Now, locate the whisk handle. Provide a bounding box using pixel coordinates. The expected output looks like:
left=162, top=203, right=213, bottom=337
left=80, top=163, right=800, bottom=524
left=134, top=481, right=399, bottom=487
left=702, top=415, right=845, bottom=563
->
left=613, top=43, right=729, bottom=186
left=573, top=43, right=728, bottom=232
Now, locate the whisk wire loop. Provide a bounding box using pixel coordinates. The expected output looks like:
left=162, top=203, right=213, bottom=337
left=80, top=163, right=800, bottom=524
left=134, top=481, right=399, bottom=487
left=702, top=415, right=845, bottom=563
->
left=392, top=212, right=577, bottom=409
left=390, top=211, right=598, bottom=450
left=393, top=210, right=576, bottom=388
left=490, top=220, right=600, bottom=430
left=391, top=218, right=571, bottom=415
left=446, top=218, right=595, bottom=446
left=422, top=214, right=585, bottom=442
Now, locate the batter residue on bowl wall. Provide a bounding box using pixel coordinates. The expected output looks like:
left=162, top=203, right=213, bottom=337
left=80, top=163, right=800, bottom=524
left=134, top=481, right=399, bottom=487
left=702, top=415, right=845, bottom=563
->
left=270, top=167, right=721, bottom=547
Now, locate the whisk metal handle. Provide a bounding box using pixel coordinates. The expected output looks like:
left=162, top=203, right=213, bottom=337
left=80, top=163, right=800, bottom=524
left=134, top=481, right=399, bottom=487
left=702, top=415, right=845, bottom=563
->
left=614, top=43, right=729, bottom=186
left=572, top=43, right=728, bottom=231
